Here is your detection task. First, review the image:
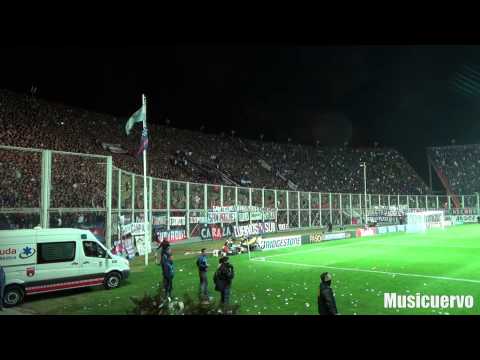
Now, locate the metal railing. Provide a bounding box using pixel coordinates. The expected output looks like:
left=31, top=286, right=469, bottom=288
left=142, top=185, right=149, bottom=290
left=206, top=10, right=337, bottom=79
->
left=1, top=145, right=479, bottom=248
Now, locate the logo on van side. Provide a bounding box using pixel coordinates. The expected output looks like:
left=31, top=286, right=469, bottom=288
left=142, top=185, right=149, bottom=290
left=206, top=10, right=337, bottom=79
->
left=0, top=248, right=17, bottom=256
left=19, top=246, right=36, bottom=259
left=26, top=267, right=35, bottom=277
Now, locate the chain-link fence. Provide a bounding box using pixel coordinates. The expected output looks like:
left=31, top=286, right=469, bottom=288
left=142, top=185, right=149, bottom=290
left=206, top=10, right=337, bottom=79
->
left=2, top=145, right=479, bottom=247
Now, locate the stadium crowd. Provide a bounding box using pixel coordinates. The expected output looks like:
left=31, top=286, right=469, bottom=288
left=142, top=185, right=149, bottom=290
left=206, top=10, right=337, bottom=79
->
left=0, top=89, right=429, bottom=214
left=428, top=145, right=480, bottom=195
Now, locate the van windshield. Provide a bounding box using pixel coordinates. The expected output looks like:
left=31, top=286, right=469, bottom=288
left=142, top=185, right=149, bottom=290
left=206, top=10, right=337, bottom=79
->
left=83, top=241, right=107, bottom=258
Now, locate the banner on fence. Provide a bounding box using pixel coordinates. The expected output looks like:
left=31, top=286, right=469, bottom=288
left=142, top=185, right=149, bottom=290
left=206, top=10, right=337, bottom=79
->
left=208, top=212, right=237, bottom=224
left=189, top=216, right=208, bottom=224
left=309, top=233, right=323, bottom=243
left=152, top=216, right=186, bottom=226
left=277, top=223, right=289, bottom=231
left=233, top=222, right=276, bottom=237
left=448, top=208, right=476, bottom=216
left=200, top=224, right=233, bottom=240
left=355, top=227, right=377, bottom=237
left=154, top=228, right=187, bottom=243
left=121, top=222, right=145, bottom=236
left=324, top=232, right=350, bottom=241
left=238, top=212, right=250, bottom=222
left=101, top=142, right=129, bottom=154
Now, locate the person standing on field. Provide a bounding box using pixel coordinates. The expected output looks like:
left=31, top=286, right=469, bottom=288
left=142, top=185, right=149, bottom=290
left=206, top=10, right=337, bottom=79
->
left=160, top=241, right=172, bottom=299
left=214, top=256, right=235, bottom=312
left=163, top=254, right=174, bottom=300
left=196, top=248, right=209, bottom=301
left=318, top=272, right=338, bottom=315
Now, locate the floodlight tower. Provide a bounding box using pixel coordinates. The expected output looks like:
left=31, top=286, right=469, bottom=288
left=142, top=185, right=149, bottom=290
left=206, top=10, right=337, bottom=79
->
left=360, top=162, right=367, bottom=225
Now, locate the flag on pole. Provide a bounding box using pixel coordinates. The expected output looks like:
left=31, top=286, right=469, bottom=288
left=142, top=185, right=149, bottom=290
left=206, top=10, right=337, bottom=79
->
left=125, top=105, right=146, bottom=136
left=135, top=127, right=149, bottom=158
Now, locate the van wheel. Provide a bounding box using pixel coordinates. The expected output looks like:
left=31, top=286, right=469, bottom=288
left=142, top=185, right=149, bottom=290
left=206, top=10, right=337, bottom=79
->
left=4, top=285, right=25, bottom=307
left=104, top=272, right=121, bottom=290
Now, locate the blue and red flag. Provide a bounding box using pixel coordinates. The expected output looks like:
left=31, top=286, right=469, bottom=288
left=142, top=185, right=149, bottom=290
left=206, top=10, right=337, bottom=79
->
left=136, top=128, right=149, bottom=158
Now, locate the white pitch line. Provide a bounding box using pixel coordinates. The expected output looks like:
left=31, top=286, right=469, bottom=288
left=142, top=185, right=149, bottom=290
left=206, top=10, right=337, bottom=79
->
left=251, top=258, right=480, bottom=284
left=261, top=238, right=379, bottom=259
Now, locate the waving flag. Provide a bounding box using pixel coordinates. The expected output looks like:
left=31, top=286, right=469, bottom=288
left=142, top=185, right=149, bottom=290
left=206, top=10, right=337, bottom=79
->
left=124, top=95, right=150, bottom=266
left=125, top=105, right=146, bottom=136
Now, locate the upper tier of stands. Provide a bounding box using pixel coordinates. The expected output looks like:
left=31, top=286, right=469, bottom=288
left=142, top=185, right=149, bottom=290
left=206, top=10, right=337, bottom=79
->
left=0, top=89, right=429, bottom=209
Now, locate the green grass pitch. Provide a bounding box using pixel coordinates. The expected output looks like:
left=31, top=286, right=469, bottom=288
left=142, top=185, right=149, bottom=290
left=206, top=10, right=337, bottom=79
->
left=19, top=224, right=480, bottom=315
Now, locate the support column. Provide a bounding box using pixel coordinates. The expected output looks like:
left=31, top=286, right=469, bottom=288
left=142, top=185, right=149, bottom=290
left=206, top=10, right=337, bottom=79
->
left=319, top=193, right=322, bottom=226
left=339, top=193, right=343, bottom=226
left=358, top=195, right=367, bottom=223
left=220, top=185, right=223, bottom=228
left=308, top=192, right=312, bottom=227
left=350, top=194, right=353, bottom=225
left=117, top=170, right=122, bottom=214
left=297, top=192, right=301, bottom=228
left=235, top=187, right=239, bottom=227
left=425, top=195, right=429, bottom=210
left=388, top=194, right=391, bottom=207
left=117, top=169, right=122, bottom=242
left=462, top=195, right=465, bottom=209
left=286, top=191, right=290, bottom=228
left=204, top=183, right=208, bottom=230
left=274, top=189, right=278, bottom=228
left=416, top=195, right=419, bottom=209
left=131, top=174, right=135, bottom=222
left=40, top=149, right=52, bottom=228
left=105, top=156, right=112, bottom=249
left=249, top=187, right=252, bottom=225
left=186, top=182, right=190, bottom=238
left=436, top=195, right=439, bottom=209
left=329, top=193, right=333, bottom=224
left=262, top=188, right=265, bottom=222
left=167, top=180, right=171, bottom=231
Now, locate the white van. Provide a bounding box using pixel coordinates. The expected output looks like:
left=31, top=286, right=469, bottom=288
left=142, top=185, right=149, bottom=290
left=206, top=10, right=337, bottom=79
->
left=0, top=228, right=130, bottom=307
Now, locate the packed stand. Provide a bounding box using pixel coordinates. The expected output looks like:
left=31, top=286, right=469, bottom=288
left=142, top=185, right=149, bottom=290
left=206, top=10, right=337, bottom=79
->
left=0, top=89, right=428, bottom=213
left=427, top=145, right=480, bottom=195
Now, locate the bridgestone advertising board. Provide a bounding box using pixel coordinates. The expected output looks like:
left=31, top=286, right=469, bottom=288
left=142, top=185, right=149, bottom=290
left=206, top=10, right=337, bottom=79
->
left=257, top=235, right=302, bottom=251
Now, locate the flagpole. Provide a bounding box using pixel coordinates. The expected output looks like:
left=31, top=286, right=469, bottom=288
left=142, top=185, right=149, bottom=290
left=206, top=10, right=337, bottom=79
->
left=142, top=94, right=149, bottom=266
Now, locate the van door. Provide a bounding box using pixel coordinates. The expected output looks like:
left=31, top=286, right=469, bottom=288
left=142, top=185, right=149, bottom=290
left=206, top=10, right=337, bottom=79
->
left=26, top=241, right=80, bottom=296
left=77, top=240, right=108, bottom=285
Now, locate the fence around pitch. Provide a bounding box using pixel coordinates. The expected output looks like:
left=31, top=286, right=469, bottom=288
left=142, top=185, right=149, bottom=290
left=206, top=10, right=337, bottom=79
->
left=1, top=145, right=479, bottom=248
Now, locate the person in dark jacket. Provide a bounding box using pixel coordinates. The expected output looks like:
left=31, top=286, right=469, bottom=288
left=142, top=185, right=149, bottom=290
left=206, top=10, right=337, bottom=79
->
left=196, top=248, right=209, bottom=301
left=160, top=240, right=171, bottom=291
left=318, top=272, right=338, bottom=315
left=163, top=254, right=174, bottom=300
left=327, top=222, right=333, bottom=232
left=0, top=265, right=5, bottom=311
left=214, top=256, right=235, bottom=311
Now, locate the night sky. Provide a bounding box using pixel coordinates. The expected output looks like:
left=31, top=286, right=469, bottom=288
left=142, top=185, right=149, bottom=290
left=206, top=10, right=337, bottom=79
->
left=2, top=45, right=480, bottom=186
